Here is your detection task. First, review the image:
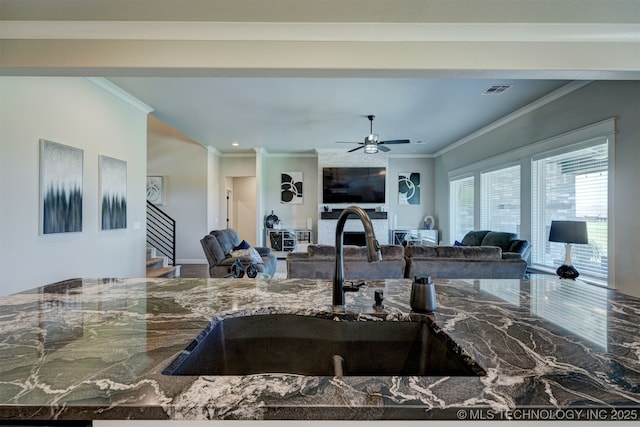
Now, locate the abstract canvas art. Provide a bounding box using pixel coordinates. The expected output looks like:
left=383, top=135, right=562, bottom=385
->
left=146, top=176, right=164, bottom=205
left=40, top=139, right=83, bottom=234
left=398, top=172, right=420, bottom=205
left=99, top=155, right=127, bottom=230
left=281, top=172, right=303, bottom=204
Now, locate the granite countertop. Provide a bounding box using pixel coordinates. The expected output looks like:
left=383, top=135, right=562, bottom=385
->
left=1, top=275, right=639, bottom=421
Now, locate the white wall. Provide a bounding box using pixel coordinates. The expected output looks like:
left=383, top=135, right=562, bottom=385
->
left=207, top=149, right=221, bottom=232
left=147, top=116, right=208, bottom=263
left=0, top=77, right=148, bottom=295
left=434, top=81, right=640, bottom=298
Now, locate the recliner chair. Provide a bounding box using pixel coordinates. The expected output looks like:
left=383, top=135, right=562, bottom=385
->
left=200, top=228, right=277, bottom=278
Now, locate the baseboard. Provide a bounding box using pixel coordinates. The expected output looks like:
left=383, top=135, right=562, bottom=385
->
left=177, top=258, right=208, bottom=264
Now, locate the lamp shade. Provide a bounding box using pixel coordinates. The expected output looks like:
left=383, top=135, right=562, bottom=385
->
left=548, top=220, right=588, bottom=244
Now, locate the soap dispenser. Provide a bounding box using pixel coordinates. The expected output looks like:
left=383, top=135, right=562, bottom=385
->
left=410, top=275, right=437, bottom=313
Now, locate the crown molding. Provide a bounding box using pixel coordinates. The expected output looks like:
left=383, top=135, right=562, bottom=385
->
left=86, top=77, right=153, bottom=113
left=3, top=21, right=638, bottom=43
left=436, top=80, right=593, bottom=157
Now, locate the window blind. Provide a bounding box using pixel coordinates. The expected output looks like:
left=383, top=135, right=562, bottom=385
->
left=450, top=176, right=474, bottom=242
left=480, top=165, right=521, bottom=234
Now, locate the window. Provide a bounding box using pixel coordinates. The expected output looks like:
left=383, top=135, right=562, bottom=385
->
left=447, top=119, right=614, bottom=285
left=480, top=165, right=521, bottom=234
left=531, top=142, right=608, bottom=281
left=450, top=176, right=474, bottom=242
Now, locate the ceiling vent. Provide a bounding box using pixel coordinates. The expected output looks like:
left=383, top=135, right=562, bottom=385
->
left=482, top=85, right=513, bottom=95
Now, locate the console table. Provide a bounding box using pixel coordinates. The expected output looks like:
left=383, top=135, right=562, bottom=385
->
left=294, top=229, right=313, bottom=243
left=266, top=229, right=297, bottom=252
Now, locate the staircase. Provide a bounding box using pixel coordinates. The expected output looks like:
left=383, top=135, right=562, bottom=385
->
left=146, top=201, right=179, bottom=278
left=146, top=246, right=181, bottom=278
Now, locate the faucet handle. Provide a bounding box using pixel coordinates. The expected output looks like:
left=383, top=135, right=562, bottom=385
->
left=374, top=290, right=384, bottom=307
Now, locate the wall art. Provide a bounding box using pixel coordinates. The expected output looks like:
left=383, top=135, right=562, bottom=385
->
left=146, top=176, right=164, bottom=205
left=398, top=172, right=420, bottom=205
left=99, top=155, right=127, bottom=230
left=281, top=172, right=303, bottom=204
left=39, top=139, right=83, bottom=234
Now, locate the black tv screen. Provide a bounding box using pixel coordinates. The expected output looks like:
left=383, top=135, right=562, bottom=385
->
left=323, top=167, right=386, bottom=204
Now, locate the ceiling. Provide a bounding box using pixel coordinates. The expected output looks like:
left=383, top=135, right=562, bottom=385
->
left=108, top=76, right=571, bottom=155
left=2, top=0, right=637, bottom=156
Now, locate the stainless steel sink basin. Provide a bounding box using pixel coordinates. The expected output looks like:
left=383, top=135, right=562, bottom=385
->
left=163, top=314, right=485, bottom=377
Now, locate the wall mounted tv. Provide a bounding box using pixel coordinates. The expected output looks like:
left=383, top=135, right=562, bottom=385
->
left=322, top=167, right=386, bottom=204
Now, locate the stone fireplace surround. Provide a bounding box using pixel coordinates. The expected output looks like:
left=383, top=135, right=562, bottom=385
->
left=317, top=209, right=389, bottom=245
left=317, top=150, right=390, bottom=245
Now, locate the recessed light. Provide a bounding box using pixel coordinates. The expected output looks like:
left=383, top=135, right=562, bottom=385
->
left=232, top=142, right=239, bottom=146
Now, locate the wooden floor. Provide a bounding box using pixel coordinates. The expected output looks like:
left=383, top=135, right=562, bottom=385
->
left=179, top=260, right=287, bottom=278
left=178, top=243, right=302, bottom=279
left=178, top=264, right=210, bottom=278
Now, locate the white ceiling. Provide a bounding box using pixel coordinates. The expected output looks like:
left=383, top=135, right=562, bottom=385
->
left=108, top=76, right=571, bottom=155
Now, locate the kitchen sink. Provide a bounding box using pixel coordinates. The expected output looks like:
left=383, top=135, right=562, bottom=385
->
left=163, top=314, right=485, bottom=377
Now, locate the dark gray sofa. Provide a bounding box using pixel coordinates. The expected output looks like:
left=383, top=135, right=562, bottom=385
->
left=404, top=245, right=528, bottom=279
left=460, top=230, right=531, bottom=261
left=201, top=228, right=277, bottom=278
left=287, top=244, right=406, bottom=280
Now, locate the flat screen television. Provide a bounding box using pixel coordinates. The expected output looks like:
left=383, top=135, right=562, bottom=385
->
left=322, top=167, right=386, bottom=204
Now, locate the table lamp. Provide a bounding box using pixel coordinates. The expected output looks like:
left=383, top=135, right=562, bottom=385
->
left=548, top=220, right=589, bottom=280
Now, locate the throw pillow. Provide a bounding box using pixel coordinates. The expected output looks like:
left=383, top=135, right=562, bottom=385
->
left=234, top=240, right=251, bottom=250
left=454, top=240, right=466, bottom=246
left=230, top=247, right=263, bottom=265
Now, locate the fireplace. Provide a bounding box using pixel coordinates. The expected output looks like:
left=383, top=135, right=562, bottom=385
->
left=343, top=231, right=366, bottom=246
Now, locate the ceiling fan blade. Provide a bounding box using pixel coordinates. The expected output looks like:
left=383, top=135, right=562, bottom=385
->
left=335, top=141, right=362, bottom=144
left=378, top=145, right=391, bottom=152
left=380, top=139, right=410, bottom=145
left=348, top=145, right=364, bottom=153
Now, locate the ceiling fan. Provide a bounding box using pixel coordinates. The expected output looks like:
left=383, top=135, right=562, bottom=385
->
left=336, top=115, right=410, bottom=153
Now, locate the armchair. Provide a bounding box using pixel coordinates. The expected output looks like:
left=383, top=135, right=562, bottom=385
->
left=200, top=228, right=277, bottom=278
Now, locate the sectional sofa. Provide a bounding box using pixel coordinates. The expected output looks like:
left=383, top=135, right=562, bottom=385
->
left=286, top=244, right=406, bottom=280
left=287, top=230, right=530, bottom=280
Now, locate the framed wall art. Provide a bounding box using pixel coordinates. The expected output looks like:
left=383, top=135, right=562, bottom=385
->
left=99, top=155, right=127, bottom=230
left=398, top=172, right=420, bottom=205
left=146, top=176, right=164, bottom=205
left=39, top=139, right=83, bottom=234
left=281, top=172, right=303, bottom=204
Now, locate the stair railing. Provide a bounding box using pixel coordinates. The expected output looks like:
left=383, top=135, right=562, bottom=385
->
left=146, top=201, right=176, bottom=266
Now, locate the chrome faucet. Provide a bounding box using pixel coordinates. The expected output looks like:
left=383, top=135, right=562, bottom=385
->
left=333, top=206, right=382, bottom=311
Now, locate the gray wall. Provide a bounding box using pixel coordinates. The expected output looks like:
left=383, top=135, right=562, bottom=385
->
left=434, top=81, right=640, bottom=297
left=388, top=157, right=436, bottom=231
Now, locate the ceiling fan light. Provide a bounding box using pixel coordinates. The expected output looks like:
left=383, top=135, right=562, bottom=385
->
left=364, top=140, right=378, bottom=154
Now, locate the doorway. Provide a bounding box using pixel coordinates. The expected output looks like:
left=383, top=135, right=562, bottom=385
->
left=225, top=176, right=257, bottom=246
